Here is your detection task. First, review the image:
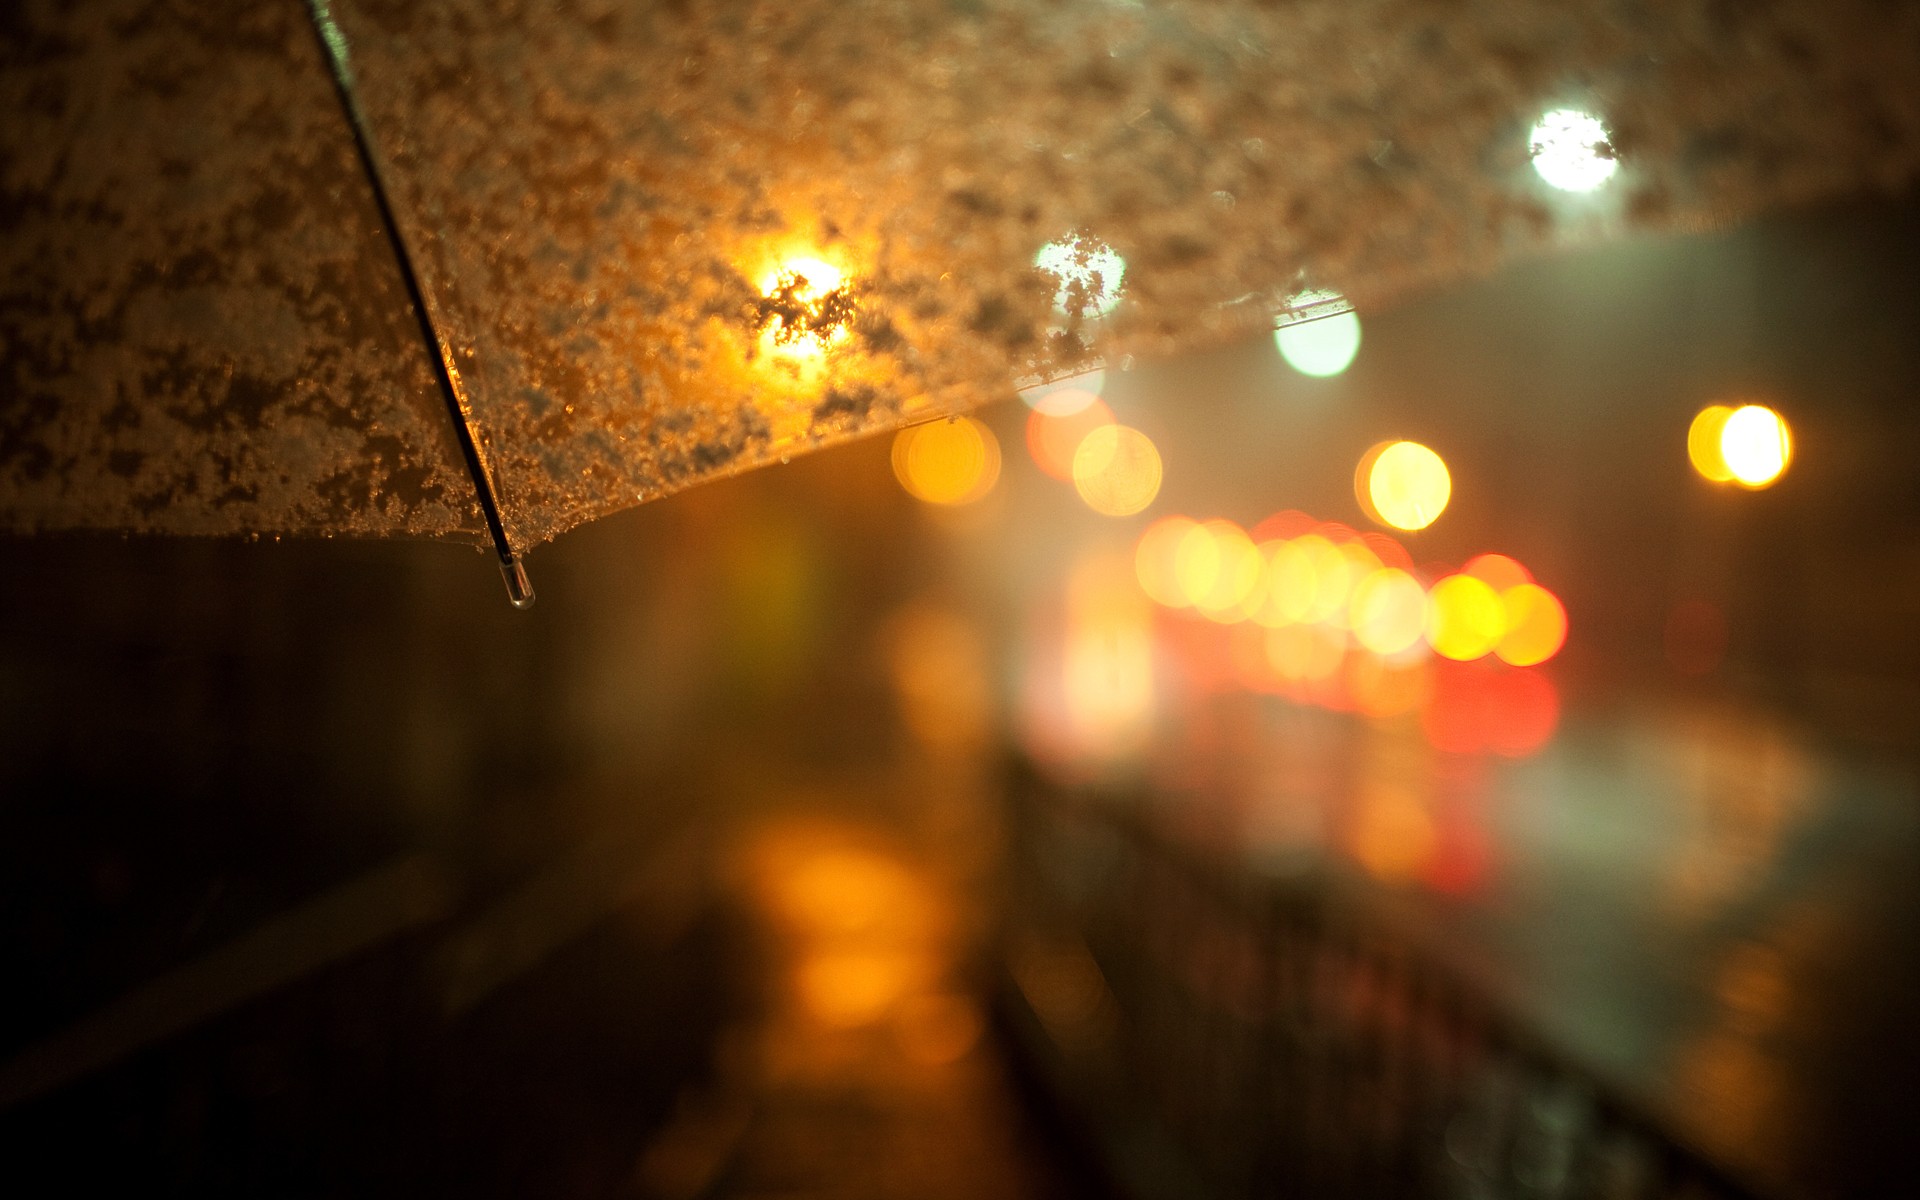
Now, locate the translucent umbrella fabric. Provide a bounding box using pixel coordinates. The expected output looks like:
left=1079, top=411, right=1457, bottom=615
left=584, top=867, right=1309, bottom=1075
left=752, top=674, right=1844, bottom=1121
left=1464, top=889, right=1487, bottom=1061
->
left=5, top=0, right=1918, bottom=551
left=0, top=0, right=483, bottom=539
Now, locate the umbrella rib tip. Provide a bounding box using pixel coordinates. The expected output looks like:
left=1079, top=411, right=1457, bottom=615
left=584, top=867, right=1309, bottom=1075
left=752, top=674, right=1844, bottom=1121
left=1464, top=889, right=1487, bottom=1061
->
left=501, top=557, right=536, bottom=610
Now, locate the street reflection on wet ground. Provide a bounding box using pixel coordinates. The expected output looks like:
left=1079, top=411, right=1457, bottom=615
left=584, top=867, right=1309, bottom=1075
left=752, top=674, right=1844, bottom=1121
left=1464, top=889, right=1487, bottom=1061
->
left=633, top=800, right=1083, bottom=1200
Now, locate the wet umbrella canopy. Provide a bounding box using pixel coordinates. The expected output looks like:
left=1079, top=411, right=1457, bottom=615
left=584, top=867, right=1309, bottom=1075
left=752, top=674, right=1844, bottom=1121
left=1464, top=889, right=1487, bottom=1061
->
left=4, top=0, right=1918, bottom=595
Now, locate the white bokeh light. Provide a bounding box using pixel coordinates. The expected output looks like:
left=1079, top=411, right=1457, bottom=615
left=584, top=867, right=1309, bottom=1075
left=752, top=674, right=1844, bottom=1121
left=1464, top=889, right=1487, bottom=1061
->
left=1719, top=404, right=1792, bottom=487
left=1035, top=236, right=1126, bottom=318
left=1529, top=108, right=1618, bottom=192
left=1275, top=293, right=1362, bottom=377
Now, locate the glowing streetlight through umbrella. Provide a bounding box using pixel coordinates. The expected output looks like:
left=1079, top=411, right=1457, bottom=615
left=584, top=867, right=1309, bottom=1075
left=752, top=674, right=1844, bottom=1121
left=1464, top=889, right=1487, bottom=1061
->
left=1529, top=108, right=1618, bottom=192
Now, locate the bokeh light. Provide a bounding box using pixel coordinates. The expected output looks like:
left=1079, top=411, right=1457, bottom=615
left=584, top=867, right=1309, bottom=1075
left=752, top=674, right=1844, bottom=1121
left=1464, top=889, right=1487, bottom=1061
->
left=1275, top=308, right=1362, bottom=377
left=798, top=949, right=920, bottom=1028
left=1027, top=397, right=1114, bottom=480
left=1349, top=568, right=1429, bottom=656
left=1720, top=405, right=1792, bottom=488
left=891, top=417, right=1000, bottom=505
left=1250, top=509, right=1318, bottom=542
left=1529, top=108, right=1618, bottom=192
left=1463, top=553, right=1532, bottom=594
left=1495, top=583, right=1567, bottom=666
left=1361, top=531, right=1414, bottom=572
left=771, top=845, right=912, bottom=935
left=1426, top=574, right=1505, bottom=661
left=1132, top=507, right=1566, bottom=758
left=1072, top=425, right=1163, bottom=517
left=1135, top=516, right=1200, bottom=608
left=1181, top=520, right=1262, bottom=619
left=758, top=255, right=850, bottom=360
left=1690, top=403, right=1792, bottom=488
left=1363, top=440, right=1451, bottom=532
left=1251, top=537, right=1317, bottom=626
left=1354, top=443, right=1388, bottom=524
left=760, top=255, right=843, bottom=296
left=1688, top=405, right=1736, bottom=482
left=751, top=837, right=938, bottom=1032
left=1228, top=622, right=1282, bottom=694
left=1332, top=538, right=1385, bottom=625
left=1059, top=553, right=1156, bottom=759
left=1485, top=669, right=1561, bottom=757
left=1035, top=236, right=1126, bottom=318
left=1266, top=623, right=1345, bottom=683
left=1173, top=521, right=1222, bottom=608
left=1423, top=662, right=1561, bottom=756
left=1295, top=534, right=1356, bottom=623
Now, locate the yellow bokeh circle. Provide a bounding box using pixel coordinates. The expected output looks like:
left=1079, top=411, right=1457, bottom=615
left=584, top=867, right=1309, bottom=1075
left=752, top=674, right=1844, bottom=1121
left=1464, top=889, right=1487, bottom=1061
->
left=891, top=417, right=1000, bottom=505
left=1689, top=403, right=1791, bottom=489
left=1187, top=520, right=1262, bottom=621
left=1495, top=583, right=1567, bottom=667
left=1349, top=568, right=1429, bottom=656
left=1072, top=425, right=1163, bottom=516
left=1363, top=441, right=1451, bottom=532
left=1425, top=574, right=1505, bottom=661
left=1135, top=516, right=1199, bottom=608
left=1687, top=405, right=1734, bottom=482
left=1252, top=538, right=1316, bottom=627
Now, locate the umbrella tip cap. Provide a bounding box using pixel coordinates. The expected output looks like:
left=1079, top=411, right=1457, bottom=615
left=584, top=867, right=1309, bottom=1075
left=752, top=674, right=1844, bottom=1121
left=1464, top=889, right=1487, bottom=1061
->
left=501, top=558, right=536, bottom=610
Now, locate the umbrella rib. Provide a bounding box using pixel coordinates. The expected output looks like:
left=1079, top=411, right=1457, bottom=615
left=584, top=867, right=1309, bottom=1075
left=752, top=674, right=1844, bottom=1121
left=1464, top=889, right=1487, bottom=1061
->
left=302, top=0, right=533, bottom=609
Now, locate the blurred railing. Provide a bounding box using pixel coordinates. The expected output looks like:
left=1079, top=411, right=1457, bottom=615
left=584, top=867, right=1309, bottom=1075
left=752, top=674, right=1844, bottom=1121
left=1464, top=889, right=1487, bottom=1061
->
left=996, top=760, right=1761, bottom=1200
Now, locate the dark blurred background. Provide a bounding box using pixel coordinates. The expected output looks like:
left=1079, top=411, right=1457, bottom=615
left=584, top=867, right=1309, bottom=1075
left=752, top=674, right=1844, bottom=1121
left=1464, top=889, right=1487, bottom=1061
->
left=4, top=193, right=1919, bottom=1199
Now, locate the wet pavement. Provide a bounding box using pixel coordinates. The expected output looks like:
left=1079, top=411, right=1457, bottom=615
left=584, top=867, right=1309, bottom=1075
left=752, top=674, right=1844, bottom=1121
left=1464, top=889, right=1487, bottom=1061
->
left=635, top=788, right=1090, bottom=1200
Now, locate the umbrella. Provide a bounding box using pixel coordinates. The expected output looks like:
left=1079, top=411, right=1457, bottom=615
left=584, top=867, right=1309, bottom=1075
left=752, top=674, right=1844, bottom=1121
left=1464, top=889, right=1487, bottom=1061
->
left=5, top=0, right=1918, bottom=604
